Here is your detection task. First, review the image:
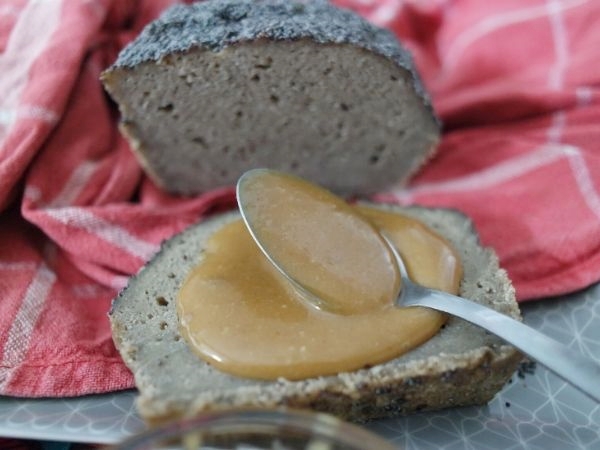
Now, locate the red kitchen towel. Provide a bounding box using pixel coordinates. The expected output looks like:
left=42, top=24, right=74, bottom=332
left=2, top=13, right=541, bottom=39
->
left=0, top=0, right=599, bottom=397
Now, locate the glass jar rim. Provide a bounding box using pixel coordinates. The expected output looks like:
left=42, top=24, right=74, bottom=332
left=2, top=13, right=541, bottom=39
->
left=109, top=407, right=397, bottom=450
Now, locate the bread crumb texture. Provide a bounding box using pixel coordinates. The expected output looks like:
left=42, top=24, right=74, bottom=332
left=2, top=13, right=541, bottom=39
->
left=101, top=0, right=440, bottom=195
left=109, top=206, right=522, bottom=425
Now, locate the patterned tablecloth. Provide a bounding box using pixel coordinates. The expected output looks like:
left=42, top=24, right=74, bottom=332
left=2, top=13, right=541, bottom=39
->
left=0, top=282, right=598, bottom=449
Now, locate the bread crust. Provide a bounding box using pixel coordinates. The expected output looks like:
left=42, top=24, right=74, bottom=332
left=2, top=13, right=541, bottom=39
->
left=101, top=0, right=440, bottom=196
left=109, top=205, right=522, bottom=425
left=105, top=0, right=433, bottom=110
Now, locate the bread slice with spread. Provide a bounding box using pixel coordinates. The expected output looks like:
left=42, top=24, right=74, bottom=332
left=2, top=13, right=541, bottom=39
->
left=101, top=0, right=439, bottom=196
left=109, top=204, right=522, bottom=425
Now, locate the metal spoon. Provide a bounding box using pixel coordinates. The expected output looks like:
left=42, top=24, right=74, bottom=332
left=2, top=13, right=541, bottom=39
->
left=236, top=169, right=600, bottom=403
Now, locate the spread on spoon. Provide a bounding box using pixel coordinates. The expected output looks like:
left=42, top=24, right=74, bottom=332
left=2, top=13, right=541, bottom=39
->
left=177, top=171, right=462, bottom=380
left=238, top=169, right=401, bottom=315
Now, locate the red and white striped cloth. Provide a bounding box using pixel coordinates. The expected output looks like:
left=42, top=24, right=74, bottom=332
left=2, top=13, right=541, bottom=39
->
left=0, top=0, right=599, bottom=397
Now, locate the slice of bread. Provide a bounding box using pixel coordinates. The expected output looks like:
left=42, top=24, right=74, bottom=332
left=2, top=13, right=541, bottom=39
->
left=109, top=204, right=522, bottom=425
left=101, top=0, right=440, bottom=196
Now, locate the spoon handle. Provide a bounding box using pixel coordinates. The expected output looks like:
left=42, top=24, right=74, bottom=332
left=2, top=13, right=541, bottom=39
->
left=402, top=283, right=600, bottom=403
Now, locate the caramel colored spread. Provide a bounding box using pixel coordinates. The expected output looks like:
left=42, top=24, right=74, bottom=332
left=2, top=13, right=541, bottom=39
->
left=238, top=171, right=400, bottom=315
left=177, top=172, right=462, bottom=381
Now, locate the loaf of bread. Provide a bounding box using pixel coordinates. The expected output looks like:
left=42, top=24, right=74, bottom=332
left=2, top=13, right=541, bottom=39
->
left=101, top=0, right=440, bottom=196
left=109, top=204, right=522, bottom=425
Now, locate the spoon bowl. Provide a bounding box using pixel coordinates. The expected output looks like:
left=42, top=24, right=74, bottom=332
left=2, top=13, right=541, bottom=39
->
left=237, top=169, right=600, bottom=403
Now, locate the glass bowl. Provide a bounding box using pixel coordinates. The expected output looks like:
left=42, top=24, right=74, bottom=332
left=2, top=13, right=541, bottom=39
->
left=109, top=408, right=397, bottom=450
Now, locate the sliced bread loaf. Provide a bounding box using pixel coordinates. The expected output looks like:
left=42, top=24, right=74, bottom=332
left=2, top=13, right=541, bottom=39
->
left=101, top=0, right=440, bottom=196
left=109, top=204, right=522, bottom=425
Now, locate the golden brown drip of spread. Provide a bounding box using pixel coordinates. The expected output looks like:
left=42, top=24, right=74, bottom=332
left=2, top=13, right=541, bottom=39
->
left=177, top=207, right=462, bottom=381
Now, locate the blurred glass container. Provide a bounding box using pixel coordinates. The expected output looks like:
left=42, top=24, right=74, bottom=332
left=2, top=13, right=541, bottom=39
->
left=109, top=408, right=397, bottom=450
